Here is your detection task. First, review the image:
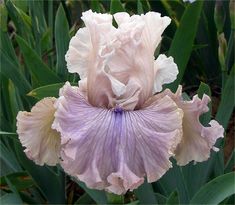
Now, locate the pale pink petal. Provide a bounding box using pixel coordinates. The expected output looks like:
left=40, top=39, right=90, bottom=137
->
left=16, top=98, right=61, bottom=166
left=52, top=83, right=183, bottom=194
left=161, top=86, right=224, bottom=165
left=113, top=12, right=130, bottom=25
left=100, top=18, right=154, bottom=109
left=114, top=12, right=171, bottom=52
left=141, top=12, right=171, bottom=52
left=66, top=10, right=172, bottom=110
left=65, top=28, right=91, bottom=78
left=153, top=54, right=178, bottom=93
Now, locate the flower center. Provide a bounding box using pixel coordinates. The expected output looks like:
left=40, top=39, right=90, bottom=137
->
left=113, top=106, right=123, bottom=114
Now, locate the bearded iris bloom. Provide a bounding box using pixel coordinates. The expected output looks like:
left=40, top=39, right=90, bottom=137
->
left=16, top=10, right=224, bottom=195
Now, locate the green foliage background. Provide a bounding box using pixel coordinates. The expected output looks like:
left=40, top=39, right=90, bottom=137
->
left=0, top=0, right=234, bottom=204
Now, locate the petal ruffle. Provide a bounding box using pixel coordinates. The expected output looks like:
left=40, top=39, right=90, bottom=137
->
left=114, top=12, right=171, bottom=53
left=153, top=54, right=178, bottom=93
left=16, top=98, right=61, bottom=166
left=65, top=28, right=92, bottom=79
left=65, top=10, right=173, bottom=110
left=53, top=83, right=183, bottom=194
left=162, top=86, right=224, bottom=165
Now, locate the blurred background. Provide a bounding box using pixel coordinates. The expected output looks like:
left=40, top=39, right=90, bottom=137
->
left=0, top=0, right=234, bottom=204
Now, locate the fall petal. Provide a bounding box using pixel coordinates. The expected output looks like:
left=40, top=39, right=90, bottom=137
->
left=161, top=86, right=224, bottom=165
left=53, top=83, right=183, bottom=194
left=16, top=98, right=60, bottom=166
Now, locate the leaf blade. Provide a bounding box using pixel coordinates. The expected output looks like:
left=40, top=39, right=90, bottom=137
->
left=55, top=4, right=70, bottom=78
left=168, top=1, right=204, bottom=91
left=190, top=172, right=235, bottom=204
left=16, top=35, right=61, bottom=86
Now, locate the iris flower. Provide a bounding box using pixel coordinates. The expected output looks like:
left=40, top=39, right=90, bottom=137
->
left=17, top=10, right=224, bottom=195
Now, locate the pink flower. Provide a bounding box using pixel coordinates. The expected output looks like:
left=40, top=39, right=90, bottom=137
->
left=16, top=10, right=224, bottom=195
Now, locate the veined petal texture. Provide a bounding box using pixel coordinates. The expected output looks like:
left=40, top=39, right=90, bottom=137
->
left=52, top=82, right=183, bottom=194
left=16, top=98, right=61, bottom=166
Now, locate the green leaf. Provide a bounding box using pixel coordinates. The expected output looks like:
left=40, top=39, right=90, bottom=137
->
left=74, top=180, right=107, bottom=204
left=5, top=0, right=33, bottom=43
left=0, top=141, right=22, bottom=175
left=0, top=29, right=19, bottom=66
left=0, top=31, right=31, bottom=95
left=225, top=149, right=235, bottom=173
left=110, top=0, right=125, bottom=14
left=12, top=0, right=28, bottom=12
left=216, top=65, right=235, bottom=129
left=0, top=4, right=8, bottom=32
left=225, top=30, right=234, bottom=72
left=29, top=0, right=47, bottom=54
left=14, top=142, right=66, bottom=204
left=40, top=28, right=52, bottom=53
left=0, top=131, right=17, bottom=135
left=166, top=191, right=179, bottom=205
left=158, top=162, right=190, bottom=204
left=134, top=180, right=157, bottom=204
left=197, top=82, right=211, bottom=125
left=137, top=0, right=144, bottom=14
left=125, top=201, right=139, bottom=205
left=27, top=83, right=63, bottom=99
left=74, top=193, right=95, bottom=204
left=190, top=172, right=235, bottom=204
left=16, top=35, right=61, bottom=86
left=213, top=66, right=234, bottom=178
left=27, top=83, right=76, bottom=99
left=106, top=193, right=124, bottom=204
left=4, top=176, right=23, bottom=203
left=167, top=1, right=204, bottom=91
left=0, top=193, right=22, bottom=204
left=8, top=80, right=23, bottom=129
left=0, top=172, right=34, bottom=191
left=55, top=4, right=70, bottom=78
left=155, top=193, right=167, bottom=204
left=91, top=0, right=101, bottom=12
left=140, top=0, right=151, bottom=12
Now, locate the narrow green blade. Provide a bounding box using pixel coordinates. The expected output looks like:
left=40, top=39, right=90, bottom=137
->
left=190, top=172, right=235, bottom=204
left=110, top=0, right=125, bottom=14
left=167, top=1, right=204, bottom=91
left=16, top=35, right=61, bottom=86
left=55, top=4, right=70, bottom=78
left=134, top=180, right=157, bottom=204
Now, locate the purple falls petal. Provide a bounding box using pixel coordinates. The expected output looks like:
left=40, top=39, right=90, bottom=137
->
left=52, top=82, right=183, bottom=194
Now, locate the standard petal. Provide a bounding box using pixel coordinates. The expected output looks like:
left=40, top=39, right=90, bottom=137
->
left=65, top=28, right=92, bottom=78
left=114, top=11, right=171, bottom=52
left=141, top=12, right=171, bottom=52
left=161, top=86, right=224, bottom=165
left=153, top=54, right=178, bottom=93
left=16, top=98, right=61, bottom=166
left=53, top=83, right=183, bottom=194
left=66, top=10, right=172, bottom=110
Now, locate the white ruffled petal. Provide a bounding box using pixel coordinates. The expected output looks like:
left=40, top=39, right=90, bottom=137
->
left=153, top=54, right=178, bottom=93
left=65, top=10, right=172, bottom=110
left=65, top=28, right=92, bottom=78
